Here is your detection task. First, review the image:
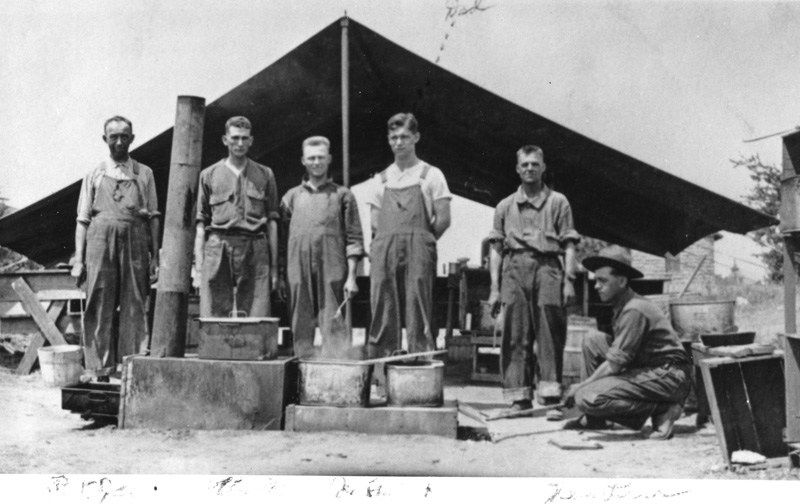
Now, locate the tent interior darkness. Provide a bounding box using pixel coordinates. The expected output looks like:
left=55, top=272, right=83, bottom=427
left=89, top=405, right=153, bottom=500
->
left=0, top=17, right=777, bottom=266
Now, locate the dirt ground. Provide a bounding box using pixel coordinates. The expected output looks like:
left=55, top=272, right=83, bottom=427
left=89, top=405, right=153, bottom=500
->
left=1, top=347, right=798, bottom=481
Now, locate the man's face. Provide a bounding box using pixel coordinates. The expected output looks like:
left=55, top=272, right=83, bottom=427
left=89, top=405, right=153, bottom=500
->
left=301, top=144, right=331, bottom=179
left=593, top=266, right=627, bottom=303
left=104, top=121, right=134, bottom=161
left=516, top=152, right=546, bottom=185
left=387, top=126, right=419, bottom=157
left=223, top=126, right=253, bottom=158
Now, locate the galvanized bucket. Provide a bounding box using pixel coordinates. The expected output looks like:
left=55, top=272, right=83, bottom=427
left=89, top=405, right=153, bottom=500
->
left=385, top=360, right=444, bottom=408
left=297, top=359, right=374, bottom=407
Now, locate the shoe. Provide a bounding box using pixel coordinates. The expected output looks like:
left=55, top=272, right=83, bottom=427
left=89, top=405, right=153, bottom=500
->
left=563, top=414, right=607, bottom=430
left=510, top=400, right=533, bottom=411
left=546, top=407, right=565, bottom=421
left=649, top=403, right=683, bottom=440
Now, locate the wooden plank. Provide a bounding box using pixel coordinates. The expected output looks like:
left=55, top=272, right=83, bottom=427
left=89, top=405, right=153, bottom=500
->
left=699, top=360, right=732, bottom=466
left=11, top=278, right=68, bottom=346
left=286, top=403, right=457, bottom=438
left=1, top=315, right=81, bottom=336
left=741, top=359, right=787, bottom=458
left=121, top=356, right=295, bottom=430
left=34, top=289, right=85, bottom=301
left=0, top=271, right=76, bottom=302
left=15, top=300, right=67, bottom=375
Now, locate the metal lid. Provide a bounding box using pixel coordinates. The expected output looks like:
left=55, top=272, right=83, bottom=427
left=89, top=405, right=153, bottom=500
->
left=197, top=317, right=279, bottom=323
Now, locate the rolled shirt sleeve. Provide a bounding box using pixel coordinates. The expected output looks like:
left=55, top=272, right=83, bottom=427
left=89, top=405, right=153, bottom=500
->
left=342, top=188, right=365, bottom=258
left=196, top=170, right=212, bottom=226
left=553, top=194, right=580, bottom=245
left=605, top=308, right=649, bottom=368
left=76, top=171, right=96, bottom=225
left=141, top=166, right=160, bottom=218
left=486, top=198, right=509, bottom=244
left=266, top=168, right=280, bottom=221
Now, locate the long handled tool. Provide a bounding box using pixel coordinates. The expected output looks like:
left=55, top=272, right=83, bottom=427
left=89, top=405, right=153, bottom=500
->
left=484, top=402, right=567, bottom=421
left=360, top=349, right=447, bottom=365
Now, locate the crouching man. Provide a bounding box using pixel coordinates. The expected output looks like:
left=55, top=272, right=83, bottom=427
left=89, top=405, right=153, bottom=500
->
left=563, top=245, right=691, bottom=440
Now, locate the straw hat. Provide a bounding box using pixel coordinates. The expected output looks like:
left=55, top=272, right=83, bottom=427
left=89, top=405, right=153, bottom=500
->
left=582, top=245, right=644, bottom=279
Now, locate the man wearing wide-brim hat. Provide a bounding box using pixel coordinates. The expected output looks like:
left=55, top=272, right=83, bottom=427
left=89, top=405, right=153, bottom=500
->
left=563, top=245, right=691, bottom=440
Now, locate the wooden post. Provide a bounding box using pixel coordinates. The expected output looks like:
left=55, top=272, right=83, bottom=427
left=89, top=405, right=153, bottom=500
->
left=150, top=96, right=206, bottom=358
left=341, top=15, right=350, bottom=189
left=780, top=130, right=800, bottom=444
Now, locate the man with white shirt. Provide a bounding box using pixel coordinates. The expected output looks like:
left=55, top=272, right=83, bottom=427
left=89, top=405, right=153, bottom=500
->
left=72, top=116, right=160, bottom=381
left=366, top=113, right=452, bottom=357
left=194, top=116, right=279, bottom=318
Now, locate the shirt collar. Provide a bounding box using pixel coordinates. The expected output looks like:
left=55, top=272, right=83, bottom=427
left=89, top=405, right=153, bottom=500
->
left=105, top=157, right=134, bottom=176
left=513, top=184, right=551, bottom=209
left=612, top=287, right=637, bottom=321
left=302, top=175, right=334, bottom=191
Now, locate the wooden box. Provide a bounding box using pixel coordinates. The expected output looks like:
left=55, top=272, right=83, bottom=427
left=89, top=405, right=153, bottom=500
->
left=197, top=317, right=279, bottom=361
left=699, top=350, right=788, bottom=466
left=61, top=382, right=120, bottom=423
left=120, top=355, right=296, bottom=430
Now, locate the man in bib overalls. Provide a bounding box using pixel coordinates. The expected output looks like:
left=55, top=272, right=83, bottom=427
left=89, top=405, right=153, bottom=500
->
left=366, top=113, right=452, bottom=358
left=72, top=116, right=160, bottom=380
left=280, top=136, right=364, bottom=359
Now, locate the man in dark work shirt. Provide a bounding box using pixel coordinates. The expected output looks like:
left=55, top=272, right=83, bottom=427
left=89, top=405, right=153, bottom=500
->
left=564, top=245, right=691, bottom=440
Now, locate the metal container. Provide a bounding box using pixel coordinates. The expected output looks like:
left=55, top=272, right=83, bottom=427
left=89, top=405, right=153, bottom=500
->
left=297, top=359, right=374, bottom=407
left=669, top=298, right=735, bottom=342
left=700, top=331, right=756, bottom=348
left=563, top=326, right=589, bottom=388
left=197, top=317, right=279, bottom=361
left=385, top=360, right=444, bottom=407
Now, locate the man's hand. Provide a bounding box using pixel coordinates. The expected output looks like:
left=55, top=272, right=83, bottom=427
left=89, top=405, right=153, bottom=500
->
left=149, top=256, right=159, bottom=284
left=487, top=288, right=501, bottom=318
left=270, top=268, right=280, bottom=294
left=71, top=262, right=86, bottom=287
left=276, top=272, right=288, bottom=302
left=563, top=383, right=582, bottom=409
left=563, top=279, right=577, bottom=306
left=344, top=276, right=359, bottom=300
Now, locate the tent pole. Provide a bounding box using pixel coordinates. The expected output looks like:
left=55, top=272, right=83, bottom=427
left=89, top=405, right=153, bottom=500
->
left=341, top=15, right=350, bottom=188
left=150, top=95, right=206, bottom=358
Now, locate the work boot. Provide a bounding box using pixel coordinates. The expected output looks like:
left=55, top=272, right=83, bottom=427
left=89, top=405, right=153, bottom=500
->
left=563, top=414, right=607, bottom=430
left=649, top=403, right=683, bottom=440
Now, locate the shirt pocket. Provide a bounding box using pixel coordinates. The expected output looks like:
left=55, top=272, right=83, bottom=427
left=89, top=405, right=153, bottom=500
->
left=245, top=184, right=268, bottom=218
left=209, top=191, right=236, bottom=225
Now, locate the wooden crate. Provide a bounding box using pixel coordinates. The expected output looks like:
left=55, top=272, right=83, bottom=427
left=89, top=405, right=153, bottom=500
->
left=699, top=351, right=788, bottom=466
left=120, top=355, right=296, bottom=430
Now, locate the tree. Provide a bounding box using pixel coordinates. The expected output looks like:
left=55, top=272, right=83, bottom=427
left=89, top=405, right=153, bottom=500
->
left=731, top=153, right=782, bottom=282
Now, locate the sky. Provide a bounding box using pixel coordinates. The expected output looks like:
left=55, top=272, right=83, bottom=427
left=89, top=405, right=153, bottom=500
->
left=2, top=0, right=799, bottom=280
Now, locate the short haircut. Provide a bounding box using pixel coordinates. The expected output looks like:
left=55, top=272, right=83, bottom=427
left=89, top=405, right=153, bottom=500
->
left=516, top=145, right=544, bottom=162
left=303, top=136, right=331, bottom=152
left=387, top=112, right=418, bottom=134
left=225, top=116, right=252, bottom=134
left=104, top=116, right=133, bottom=134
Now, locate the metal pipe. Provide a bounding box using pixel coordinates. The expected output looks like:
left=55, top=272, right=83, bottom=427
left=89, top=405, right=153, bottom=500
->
left=341, top=15, right=350, bottom=188
left=150, top=96, right=206, bottom=358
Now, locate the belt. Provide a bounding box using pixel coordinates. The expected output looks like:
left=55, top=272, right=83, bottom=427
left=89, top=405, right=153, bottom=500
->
left=504, top=249, right=558, bottom=259
left=208, top=228, right=267, bottom=239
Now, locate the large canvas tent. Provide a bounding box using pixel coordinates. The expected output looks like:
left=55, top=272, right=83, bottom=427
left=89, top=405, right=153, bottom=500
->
left=0, top=17, right=776, bottom=266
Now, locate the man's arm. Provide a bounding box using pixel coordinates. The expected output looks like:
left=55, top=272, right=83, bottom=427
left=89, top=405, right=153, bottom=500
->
left=269, top=219, right=279, bottom=292
left=562, top=240, right=577, bottom=305
left=71, top=222, right=89, bottom=286
left=344, top=256, right=359, bottom=299
left=431, top=199, right=451, bottom=240
left=487, top=242, right=503, bottom=316
left=370, top=206, right=379, bottom=238
left=192, top=222, right=205, bottom=289
left=148, top=217, right=160, bottom=283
